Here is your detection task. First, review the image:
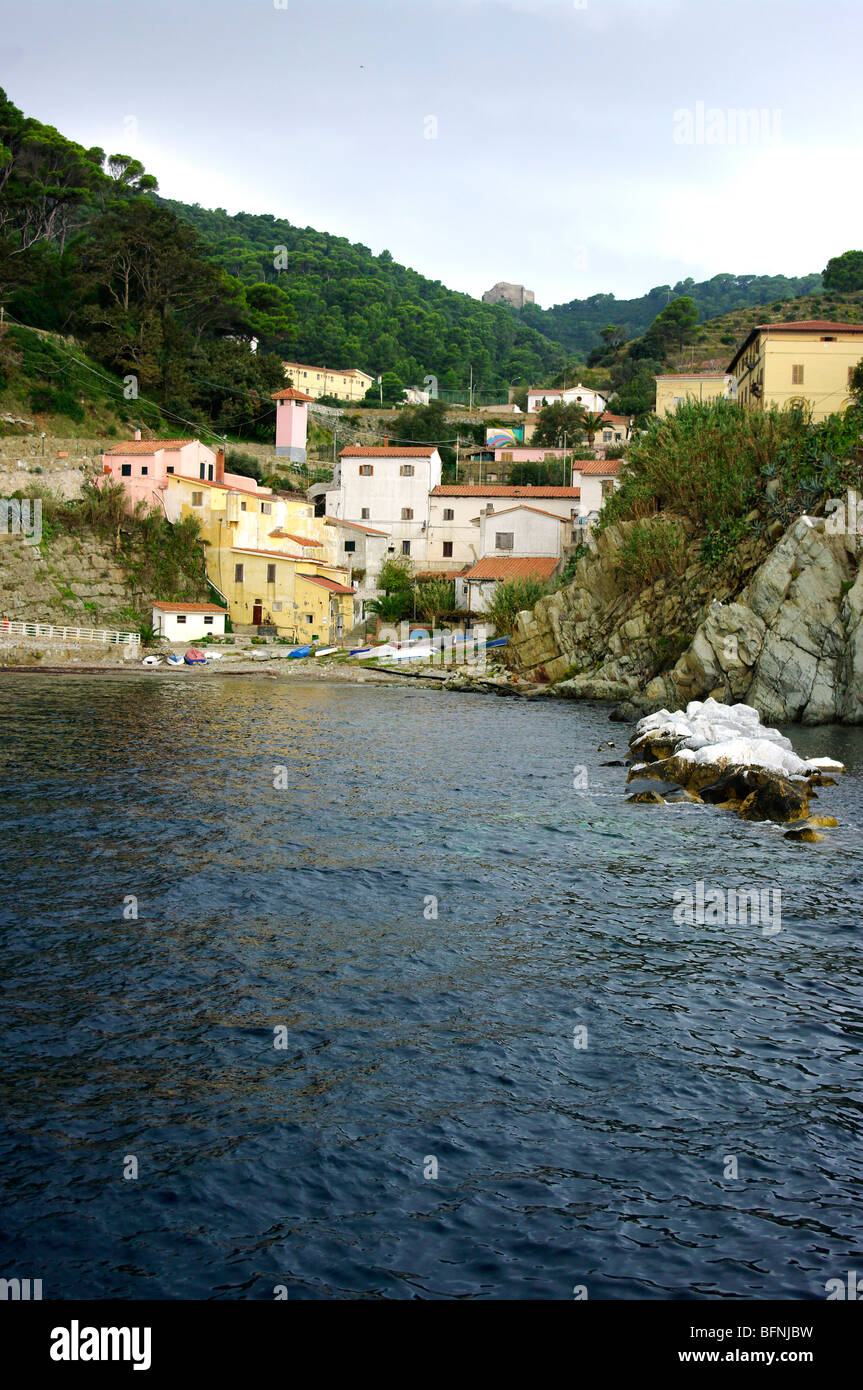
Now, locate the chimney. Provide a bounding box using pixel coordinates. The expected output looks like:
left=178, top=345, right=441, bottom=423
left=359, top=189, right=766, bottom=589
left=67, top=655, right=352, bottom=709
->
left=383, top=437, right=389, bottom=447
left=216, top=448, right=225, bottom=481
left=134, top=428, right=141, bottom=441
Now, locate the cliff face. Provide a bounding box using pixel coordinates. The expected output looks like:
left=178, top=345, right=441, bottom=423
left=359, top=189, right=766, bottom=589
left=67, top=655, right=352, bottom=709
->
left=510, top=510, right=863, bottom=725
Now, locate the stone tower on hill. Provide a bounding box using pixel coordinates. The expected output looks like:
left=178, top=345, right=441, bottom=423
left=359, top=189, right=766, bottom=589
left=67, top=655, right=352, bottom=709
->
left=482, top=282, right=536, bottom=309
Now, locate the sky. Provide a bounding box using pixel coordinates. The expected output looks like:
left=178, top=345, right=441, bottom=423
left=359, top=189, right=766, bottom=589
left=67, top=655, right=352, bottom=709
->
left=1, top=0, right=861, bottom=307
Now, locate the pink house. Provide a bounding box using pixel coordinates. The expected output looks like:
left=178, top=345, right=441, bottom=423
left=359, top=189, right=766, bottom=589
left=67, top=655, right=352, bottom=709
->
left=101, top=438, right=225, bottom=510
left=272, top=387, right=314, bottom=463
left=100, top=436, right=272, bottom=512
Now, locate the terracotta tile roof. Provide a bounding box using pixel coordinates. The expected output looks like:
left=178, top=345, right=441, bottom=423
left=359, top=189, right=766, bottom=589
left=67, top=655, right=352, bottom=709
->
left=473, top=504, right=570, bottom=521
left=655, top=373, right=732, bottom=380
left=270, top=532, right=324, bottom=546
left=151, top=601, right=227, bottom=614
left=105, top=439, right=196, bottom=455
left=168, top=475, right=264, bottom=498
left=575, top=460, right=622, bottom=476
left=299, top=574, right=355, bottom=595
left=728, top=319, right=863, bottom=371
left=431, top=485, right=581, bottom=497
left=231, top=547, right=306, bottom=561
left=464, top=556, right=560, bottom=582
left=271, top=387, right=315, bottom=402
left=325, top=518, right=390, bottom=536
left=340, top=446, right=437, bottom=457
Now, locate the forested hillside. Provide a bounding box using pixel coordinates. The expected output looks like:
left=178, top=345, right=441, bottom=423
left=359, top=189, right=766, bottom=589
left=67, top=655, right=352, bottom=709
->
left=162, top=199, right=566, bottom=394
left=519, top=272, right=823, bottom=358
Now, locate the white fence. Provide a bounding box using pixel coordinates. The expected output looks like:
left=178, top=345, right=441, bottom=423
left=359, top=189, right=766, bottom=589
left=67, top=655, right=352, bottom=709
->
left=0, top=619, right=140, bottom=651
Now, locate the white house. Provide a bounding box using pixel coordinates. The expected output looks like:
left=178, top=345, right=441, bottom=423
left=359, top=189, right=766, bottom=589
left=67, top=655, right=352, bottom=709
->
left=427, top=485, right=582, bottom=571
left=152, top=601, right=227, bottom=641
left=456, top=556, right=561, bottom=614
left=569, top=460, right=622, bottom=523
left=326, top=446, right=443, bottom=566
left=325, top=517, right=390, bottom=616
left=475, top=504, right=568, bottom=561
left=527, top=383, right=607, bottom=413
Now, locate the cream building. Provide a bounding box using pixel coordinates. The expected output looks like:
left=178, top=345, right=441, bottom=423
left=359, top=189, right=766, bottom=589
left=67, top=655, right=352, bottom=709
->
left=728, top=320, right=863, bottom=420
left=427, top=485, right=582, bottom=571
left=282, top=362, right=375, bottom=402
left=654, top=374, right=735, bottom=414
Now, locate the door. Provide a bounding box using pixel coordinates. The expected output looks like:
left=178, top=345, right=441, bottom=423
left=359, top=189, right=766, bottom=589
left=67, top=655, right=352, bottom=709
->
left=252, top=603, right=263, bottom=625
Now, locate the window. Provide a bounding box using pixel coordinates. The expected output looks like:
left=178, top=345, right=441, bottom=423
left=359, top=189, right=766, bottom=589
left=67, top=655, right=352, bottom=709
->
left=176, top=614, right=187, bottom=624
left=400, top=464, right=414, bottom=476
left=496, top=532, right=514, bottom=550
left=443, top=508, right=454, bottom=520
left=166, top=465, right=174, bottom=474
left=204, top=615, right=213, bottom=625
left=235, top=564, right=244, bottom=582
left=344, top=540, right=356, bottom=553
left=402, top=540, right=411, bottom=556
left=603, top=431, right=612, bottom=442
left=200, top=463, right=206, bottom=479
left=306, top=614, right=314, bottom=624
left=361, top=508, right=370, bottom=519
left=121, top=464, right=131, bottom=476
left=272, top=602, right=282, bottom=612
left=401, top=507, right=414, bottom=520
left=261, top=502, right=272, bottom=514
left=359, top=464, right=374, bottom=476
left=208, top=465, right=214, bottom=481
left=141, top=465, right=148, bottom=475
left=267, top=564, right=276, bottom=583
left=240, top=501, right=247, bottom=511
left=792, top=364, right=804, bottom=385
left=502, top=451, right=513, bottom=463
left=191, top=491, right=203, bottom=506
left=443, top=541, right=453, bottom=558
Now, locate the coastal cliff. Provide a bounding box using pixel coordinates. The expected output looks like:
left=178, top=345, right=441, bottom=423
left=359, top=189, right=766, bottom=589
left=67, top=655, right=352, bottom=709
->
left=510, top=507, right=863, bottom=725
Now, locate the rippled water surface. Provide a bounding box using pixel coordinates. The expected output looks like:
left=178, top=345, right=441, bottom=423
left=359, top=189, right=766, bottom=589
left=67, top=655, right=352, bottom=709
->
left=1, top=673, right=863, bottom=1299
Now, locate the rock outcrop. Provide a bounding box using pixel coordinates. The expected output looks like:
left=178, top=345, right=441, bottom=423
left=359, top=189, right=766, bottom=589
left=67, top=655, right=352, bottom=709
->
left=625, top=699, right=844, bottom=825
left=510, top=508, right=863, bottom=725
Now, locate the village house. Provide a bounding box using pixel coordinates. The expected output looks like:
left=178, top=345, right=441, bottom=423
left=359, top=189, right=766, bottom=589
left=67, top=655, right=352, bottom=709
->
left=654, top=373, right=736, bottom=414
left=151, top=601, right=227, bottom=642
left=427, top=485, right=582, bottom=570
left=456, top=556, right=561, bottom=614
left=526, top=383, right=607, bottom=413
left=282, top=361, right=374, bottom=402
left=727, top=320, right=863, bottom=420
left=570, top=459, right=622, bottom=526
left=324, top=517, right=390, bottom=618
left=323, top=445, right=443, bottom=567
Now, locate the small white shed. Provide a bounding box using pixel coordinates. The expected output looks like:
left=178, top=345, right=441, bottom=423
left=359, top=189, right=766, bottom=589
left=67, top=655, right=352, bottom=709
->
left=152, top=602, right=227, bottom=641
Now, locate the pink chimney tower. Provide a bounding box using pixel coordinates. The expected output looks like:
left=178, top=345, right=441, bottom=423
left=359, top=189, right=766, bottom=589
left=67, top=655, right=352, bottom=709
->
left=272, top=386, right=314, bottom=463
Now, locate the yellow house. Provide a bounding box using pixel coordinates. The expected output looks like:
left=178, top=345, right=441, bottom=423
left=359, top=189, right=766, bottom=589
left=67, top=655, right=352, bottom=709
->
left=655, top=373, right=735, bottom=414
left=164, top=473, right=353, bottom=640
left=282, top=361, right=375, bottom=402
left=728, top=319, right=863, bottom=421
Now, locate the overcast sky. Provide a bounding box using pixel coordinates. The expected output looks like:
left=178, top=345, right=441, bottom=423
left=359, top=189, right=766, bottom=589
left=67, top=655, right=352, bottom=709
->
left=2, top=0, right=861, bottom=306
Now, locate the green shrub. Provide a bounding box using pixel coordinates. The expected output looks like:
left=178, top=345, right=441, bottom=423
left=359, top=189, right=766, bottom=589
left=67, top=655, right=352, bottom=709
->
left=599, top=399, right=809, bottom=533
left=617, top=517, right=689, bottom=591
left=484, top=578, right=551, bottom=634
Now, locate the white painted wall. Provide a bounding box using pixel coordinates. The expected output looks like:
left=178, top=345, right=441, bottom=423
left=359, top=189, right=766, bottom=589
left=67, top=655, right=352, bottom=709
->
left=152, top=608, right=226, bottom=641
left=477, top=506, right=564, bottom=558
left=325, top=450, right=443, bottom=567
left=427, top=491, right=581, bottom=569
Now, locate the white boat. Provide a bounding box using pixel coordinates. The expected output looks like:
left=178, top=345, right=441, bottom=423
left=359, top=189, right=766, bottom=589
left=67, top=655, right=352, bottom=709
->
left=166, top=654, right=184, bottom=667
left=142, top=655, right=162, bottom=666
left=314, top=646, right=339, bottom=657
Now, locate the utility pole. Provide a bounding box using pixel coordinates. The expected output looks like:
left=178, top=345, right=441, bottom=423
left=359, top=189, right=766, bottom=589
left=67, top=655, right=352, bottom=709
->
left=469, top=365, right=473, bottom=413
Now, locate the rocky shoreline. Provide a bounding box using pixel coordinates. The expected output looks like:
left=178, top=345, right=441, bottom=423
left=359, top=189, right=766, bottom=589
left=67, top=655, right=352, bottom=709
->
left=510, top=506, right=863, bottom=726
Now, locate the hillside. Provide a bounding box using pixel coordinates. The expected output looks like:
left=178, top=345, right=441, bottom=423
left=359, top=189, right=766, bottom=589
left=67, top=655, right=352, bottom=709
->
left=518, top=272, right=823, bottom=358
left=162, top=198, right=566, bottom=397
